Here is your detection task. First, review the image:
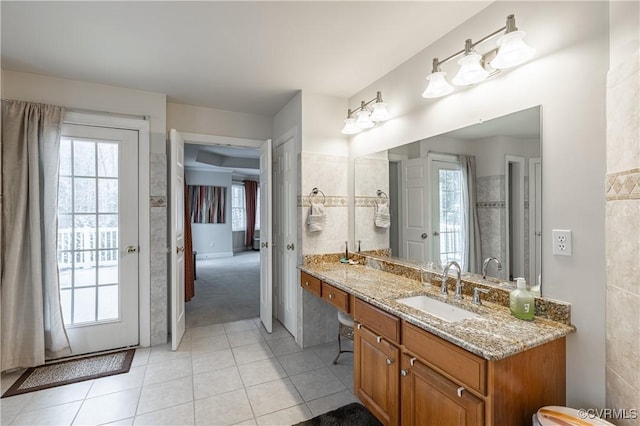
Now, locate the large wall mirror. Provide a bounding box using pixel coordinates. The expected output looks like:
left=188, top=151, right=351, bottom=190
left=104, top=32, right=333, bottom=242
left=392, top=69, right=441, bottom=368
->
left=354, top=106, right=541, bottom=289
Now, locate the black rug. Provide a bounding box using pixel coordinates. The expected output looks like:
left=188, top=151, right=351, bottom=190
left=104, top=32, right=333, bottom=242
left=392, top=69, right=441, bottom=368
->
left=294, top=403, right=382, bottom=426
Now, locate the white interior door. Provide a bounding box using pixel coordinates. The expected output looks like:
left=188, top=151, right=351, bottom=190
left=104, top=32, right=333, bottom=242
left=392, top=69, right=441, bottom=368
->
left=400, top=158, right=429, bottom=262
left=170, top=129, right=186, bottom=350
left=259, top=139, right=273, bottom=333
left=57, top=123, right=139, bottom=355
left=274, top=138, right=297, bottom=336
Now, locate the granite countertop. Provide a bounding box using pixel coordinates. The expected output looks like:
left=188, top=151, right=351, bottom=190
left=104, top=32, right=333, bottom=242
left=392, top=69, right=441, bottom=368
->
left=299, top=262, right=576, bottom=361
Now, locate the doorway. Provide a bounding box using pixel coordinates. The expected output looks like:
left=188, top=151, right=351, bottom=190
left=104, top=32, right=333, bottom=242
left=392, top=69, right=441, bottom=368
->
left=172, top=132, right=273, bottom=339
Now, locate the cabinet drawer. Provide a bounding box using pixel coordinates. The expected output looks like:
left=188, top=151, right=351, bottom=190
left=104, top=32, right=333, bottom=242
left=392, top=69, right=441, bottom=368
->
left=403, top=322, right=486, bottom=395
left=322, top=282, right=350, bottom=313
left=354, top=298, right=400, bottom=344
left=300, top=271, right=321, bottom=297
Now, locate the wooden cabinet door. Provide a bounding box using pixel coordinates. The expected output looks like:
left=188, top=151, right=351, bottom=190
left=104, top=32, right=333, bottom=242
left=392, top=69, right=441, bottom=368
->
left=401, top=354, right=484, bottom=426
left=354, top=324, right=400, bottom=426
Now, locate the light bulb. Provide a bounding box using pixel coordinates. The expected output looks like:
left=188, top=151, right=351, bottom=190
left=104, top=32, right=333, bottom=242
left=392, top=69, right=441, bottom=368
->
left=341, top=117, right=361, bottom=135
left=355, top=109, right=374, bottom=129
left=490, top=30, right=535, bottom=69
left=422, top=71, right=454, bottom=98
left=452, top=52, right=489, bottom=86
left=370, top=102, right=391, bottom=122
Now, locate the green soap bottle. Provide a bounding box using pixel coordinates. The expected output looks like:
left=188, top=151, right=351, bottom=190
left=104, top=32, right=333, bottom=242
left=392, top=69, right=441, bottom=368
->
left=509, top=277, right=535, bottom=320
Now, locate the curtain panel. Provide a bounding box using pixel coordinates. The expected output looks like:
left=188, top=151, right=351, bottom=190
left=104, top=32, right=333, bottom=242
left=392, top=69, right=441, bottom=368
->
left=1, top=100, right=71, bottom=370
left=184, top=177, right=195, bottom=302
left=460, top=155, right=482, bottom=274
left=243, top=180, right=258, bottom=247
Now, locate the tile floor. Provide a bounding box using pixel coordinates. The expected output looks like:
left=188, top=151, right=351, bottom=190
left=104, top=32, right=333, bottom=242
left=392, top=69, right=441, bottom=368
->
left=1, top=318, right=358, bottom=426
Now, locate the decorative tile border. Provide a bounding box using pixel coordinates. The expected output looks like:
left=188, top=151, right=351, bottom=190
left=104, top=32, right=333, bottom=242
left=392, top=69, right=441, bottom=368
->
left=299, top=195, right=349, bottom=207
left=150, top=196, right=167, bottom=207
left=354, top=196, right=389, bottom=207
left=606, top=168, right=640, bottom=200
left=476, top=201, right=505, bottom=209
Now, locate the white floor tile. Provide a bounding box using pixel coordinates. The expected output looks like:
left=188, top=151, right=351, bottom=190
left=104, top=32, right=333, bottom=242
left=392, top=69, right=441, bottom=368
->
left=10, top=400, right=81, bottom=426
left=133, top=401, right=195, bottom=426
left=191, top=335, right=231, bottom=355
left=73, top=387, right=140, bottom=425
left=255, top=403, right=312, bottom=425
left=227, top=330, right=265, bottom=348
left=289, top=367, right=346, bottom=402
left=306, top=390, right=359, bottom=417
left=190, top=324, right=225, bottom=340
left=0, top=393, right=33, bottom=424
left=194, top=389, right=254, bottom=426
left=238, top=358, right=287, bottom=387
left=87, top=366, right=146, bottom=398
left=267, top=337, right=303, bottom=357
left=245, top=378, right=303, bottom=417
left=103, top=418, right=134, bottom=426
left=193, top=366, right=244, bottom=400
left=1, top=369, right=26, bottom=394
left=143, top=357, right=192, bottom=386
left=148, top=344, right=191, bottom=364
left=191, top=349, right=236, bottom=375
left=277, top=351, right=324, bottom=376
left=232, top=342, right=274, bottom=365
left=137, top=376, right=193, bottom=416
left=26, top=380, right=93, bottom=411
left=130, top=348, right=151, bottom=368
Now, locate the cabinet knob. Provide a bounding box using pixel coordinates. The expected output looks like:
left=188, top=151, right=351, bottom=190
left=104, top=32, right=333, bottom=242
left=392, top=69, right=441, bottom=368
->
left=386, top=358, right=393, bottom=365
left=457, top=386, right=465, bottom=398
left=400, top=369, right=408, bottom=377
left=410, top=357, right=416, bottom=367
left=328, top=294, right=334, bottom=300
left=304, top=281, right=310, bottom=287
left=357, top=323, right=362, bottom=330
left=376, top=336, right=382, bottom=343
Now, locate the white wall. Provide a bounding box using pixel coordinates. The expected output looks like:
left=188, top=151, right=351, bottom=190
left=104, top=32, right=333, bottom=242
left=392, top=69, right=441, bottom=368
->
left=167, top=102, right=272, bottom=141
left=2, top=70, right=167, bottom=153
left=185, top=169, right=233, bottom=258
left=348, top=1, right=608, bottom=407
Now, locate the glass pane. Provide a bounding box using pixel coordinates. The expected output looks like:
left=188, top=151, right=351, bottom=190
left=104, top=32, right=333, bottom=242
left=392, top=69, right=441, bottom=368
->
left=75, top=214, right=96, bottom=249
left=74, top=287, right=96, bottom=323
left=98, top=250, right=118, bottom=284
left=60, top=289, right=72, bottom=325
left=74, top=262, right=96, bottom=287
left=74, top=178, right=96, bottom=213
left=73, top=140, right=96, bottom=176
left=58, top=177, right=73, bottom=213
left=99, top=215, right=119, bottom=250
left=98, top=285, right=119, bottom=320
left=60, top=139, right=72, bottom=176
left=97, top=143, right=118, bottom=177
left=98, top=179, right=118, bottom=213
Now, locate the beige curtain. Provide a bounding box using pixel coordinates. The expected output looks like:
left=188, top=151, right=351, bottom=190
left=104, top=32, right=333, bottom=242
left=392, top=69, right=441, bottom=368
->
left=1, top=100, right=71, bottom=371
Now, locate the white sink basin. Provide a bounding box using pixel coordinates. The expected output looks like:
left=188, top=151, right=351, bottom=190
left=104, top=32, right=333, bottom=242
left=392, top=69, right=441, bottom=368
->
left=396, top=295, right=480, bottom=322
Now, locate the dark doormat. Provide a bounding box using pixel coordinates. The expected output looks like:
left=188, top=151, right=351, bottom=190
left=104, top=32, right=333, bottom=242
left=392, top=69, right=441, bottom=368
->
left=294, top=402, right=383, bottom=426
left=2, top=348, right=135, bottom=398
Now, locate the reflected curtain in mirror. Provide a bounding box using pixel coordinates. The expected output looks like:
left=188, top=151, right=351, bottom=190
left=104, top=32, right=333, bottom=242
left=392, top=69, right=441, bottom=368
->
left=189, top=185, right=227, bottom=224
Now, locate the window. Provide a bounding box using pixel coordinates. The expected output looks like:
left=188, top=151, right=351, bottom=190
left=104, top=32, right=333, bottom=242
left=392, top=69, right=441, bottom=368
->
left=232, top=184, right=245, bottom=231
left=231, top=183, right=260, bottom=232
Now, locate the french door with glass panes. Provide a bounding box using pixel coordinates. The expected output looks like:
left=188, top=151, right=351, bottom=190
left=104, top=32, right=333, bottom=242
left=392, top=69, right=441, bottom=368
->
left=57, top=123, right=139, bottom=355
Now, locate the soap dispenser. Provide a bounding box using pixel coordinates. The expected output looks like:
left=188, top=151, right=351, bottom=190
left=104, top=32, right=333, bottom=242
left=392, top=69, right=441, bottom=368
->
left=509, top=277, right=535, bottom=320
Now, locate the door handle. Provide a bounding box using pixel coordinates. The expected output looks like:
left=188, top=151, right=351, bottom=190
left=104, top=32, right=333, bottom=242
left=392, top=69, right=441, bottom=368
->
left=287, top=243, right=295, bottom=250
left=433, top=231, right=440, bottom=236
left=421, top=233, right=428, bottom=239
left=126, top=246, right=138, bottom=253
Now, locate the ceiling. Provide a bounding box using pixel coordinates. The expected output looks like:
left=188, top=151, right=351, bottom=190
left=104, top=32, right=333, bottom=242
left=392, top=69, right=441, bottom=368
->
left=1, top=1, right=491, bottom=116
left=184, top=143, right=260, bottom=176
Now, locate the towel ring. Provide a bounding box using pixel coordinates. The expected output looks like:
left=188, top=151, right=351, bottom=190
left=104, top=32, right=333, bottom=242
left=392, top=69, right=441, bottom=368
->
left=376, top=190, right=389, bottom=201
left=309, top=187, right=326, bottom=204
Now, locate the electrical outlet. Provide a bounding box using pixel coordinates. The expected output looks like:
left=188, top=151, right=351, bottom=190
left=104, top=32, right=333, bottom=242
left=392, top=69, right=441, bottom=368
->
left=552, top=229, right=572, bottom=256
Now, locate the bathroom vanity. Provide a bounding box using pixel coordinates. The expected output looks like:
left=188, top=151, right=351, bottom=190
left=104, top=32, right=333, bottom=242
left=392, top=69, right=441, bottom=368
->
left=299, top=262, right=574, bottom=426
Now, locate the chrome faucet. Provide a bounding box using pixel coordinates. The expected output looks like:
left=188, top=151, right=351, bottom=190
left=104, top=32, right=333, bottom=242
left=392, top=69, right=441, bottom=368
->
left=442, top=261, right=464, bottom=300
left=482, top=257, right=503, bottom=280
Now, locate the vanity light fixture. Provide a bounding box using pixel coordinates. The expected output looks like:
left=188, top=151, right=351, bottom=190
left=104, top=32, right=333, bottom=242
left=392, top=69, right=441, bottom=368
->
left=341, top=91, right=391, bottom=135
left=422, top=14, right=535, bottom=98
